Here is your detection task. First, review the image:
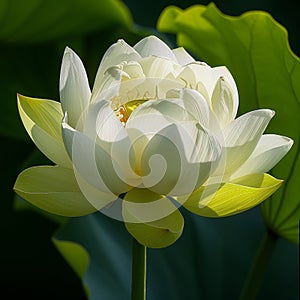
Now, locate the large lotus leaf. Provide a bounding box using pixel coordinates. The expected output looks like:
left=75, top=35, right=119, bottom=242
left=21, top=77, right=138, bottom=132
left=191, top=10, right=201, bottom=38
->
left=158, top=3, right=300, bottom=244
left=53, top=209, right=298, bottom=299
left=0, top=0, right=131, bottom=43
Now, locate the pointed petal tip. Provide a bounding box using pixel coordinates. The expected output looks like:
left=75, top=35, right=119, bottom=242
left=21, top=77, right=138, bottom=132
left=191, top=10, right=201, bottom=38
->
left=270, top=109, right=276, bottom=117
left=17, top=93, right=28, bottom=101
left=274, top=135, right=294, bottom=151
left=62, top=47, right=81, bottom=65
left=285, top=136, right=294, bottom=147
left=134, top=35, right=177, bottom=61
left=252, top=108, right=276, bottom=119
left=64, top=46, right=73, bottom=55
left=139, top=35, right=161, bottom=42
left=16, top=93, right=23, bottom=103
left=17, top=94, right=43, bottom=107
left=280, top=135, right=294, bottom=152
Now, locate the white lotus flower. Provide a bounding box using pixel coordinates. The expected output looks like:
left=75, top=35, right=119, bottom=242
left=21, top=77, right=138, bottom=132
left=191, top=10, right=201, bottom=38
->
left=14, top=36, right=293, bottom=248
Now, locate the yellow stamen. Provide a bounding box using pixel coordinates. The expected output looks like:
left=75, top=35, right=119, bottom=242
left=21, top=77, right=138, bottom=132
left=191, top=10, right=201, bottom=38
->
left=114, top=99, right=146, bottom=125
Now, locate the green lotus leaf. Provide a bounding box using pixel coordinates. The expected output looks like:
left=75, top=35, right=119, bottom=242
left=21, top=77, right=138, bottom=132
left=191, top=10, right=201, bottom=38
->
left=158, top=3, right=300, bottom=244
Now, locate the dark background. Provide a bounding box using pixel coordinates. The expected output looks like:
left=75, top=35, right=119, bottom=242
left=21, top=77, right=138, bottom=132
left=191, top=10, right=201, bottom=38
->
left=1, top=0, right=299, bottom=299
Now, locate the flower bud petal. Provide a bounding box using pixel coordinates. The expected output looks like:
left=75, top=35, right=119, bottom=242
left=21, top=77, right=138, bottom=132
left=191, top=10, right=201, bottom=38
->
left=60, top=47, right=91, bottom=129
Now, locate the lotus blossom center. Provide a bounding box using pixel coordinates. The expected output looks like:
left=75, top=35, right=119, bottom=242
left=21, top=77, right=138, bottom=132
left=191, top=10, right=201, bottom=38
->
left=113, top=99, right=147, bottom=125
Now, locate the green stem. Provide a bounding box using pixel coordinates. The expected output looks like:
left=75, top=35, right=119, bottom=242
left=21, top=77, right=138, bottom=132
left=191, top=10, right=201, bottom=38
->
left=239, top=230, right=278, bottom=300
left=131, top=238, right=147, bottom=300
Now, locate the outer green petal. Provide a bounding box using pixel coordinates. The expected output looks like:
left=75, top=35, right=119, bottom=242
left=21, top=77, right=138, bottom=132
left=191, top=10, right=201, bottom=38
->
left=122, top=188, right=179, bottom=223
left=14, top=165, right=97, bottom=217
left=183, top=173, right=282, bottom=217
left=123, top=189, right=184, bottom=248
left=17, top=94, right=71, bottom=168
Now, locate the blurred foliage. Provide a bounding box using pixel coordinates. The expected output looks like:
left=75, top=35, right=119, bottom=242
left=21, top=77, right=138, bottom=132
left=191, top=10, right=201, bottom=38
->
left=0, top=0, right=131, bottom=43
left=1, top=0, right=299, bottom=299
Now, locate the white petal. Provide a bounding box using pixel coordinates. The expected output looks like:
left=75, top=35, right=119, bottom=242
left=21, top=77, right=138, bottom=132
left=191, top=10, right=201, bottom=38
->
left=177, top=64, right=238, bottom=107
left=121, top=61, right=145, bottom=78
left=91, top=65, right=126, bottom=103
left=125, top=99, right=194, bottom=136
left=139, top=56, right=176, bottom=78
left=231, top=134, right=294, bottom=179
left=139, top=123, right=221, bottom=196
left=212, top=66, right=239, bottom=113
left=97, top=39, right=141, bottom=75
left=168, top=88, right=211, bottom=129
left=94, top=62, right=145, bottom=101
left=83, top=100, right=127, bottom=142
left=60, top=47, right=91, bottom=129
left=211, top=76, right=238, bottom=128
left=110, top=77, right=185, bottom=110
left=172, top=47, right=195, bottom=65
left=82, top=101, right=142, bottom=187
left=134, top=35, right=177, bottom=62
left=176, top=63, right=211, bottom=101
left=62, top=119, right=130, bottom=196
left=92, top=39, right=141, bottom=99
left=214, top=109, right=275, bottom=177
left=224, top=109, right=275, bottom=146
